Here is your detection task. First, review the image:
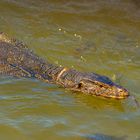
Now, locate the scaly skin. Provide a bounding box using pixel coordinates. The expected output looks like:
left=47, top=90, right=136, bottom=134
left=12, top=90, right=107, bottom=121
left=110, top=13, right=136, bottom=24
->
left=0, top=33, right=129, bottom=99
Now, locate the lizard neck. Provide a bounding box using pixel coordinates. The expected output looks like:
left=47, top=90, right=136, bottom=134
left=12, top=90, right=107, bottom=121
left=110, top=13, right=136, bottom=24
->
left=39, top=62, right=80, bottom=88
left=37, top=62, right=64, bottom=83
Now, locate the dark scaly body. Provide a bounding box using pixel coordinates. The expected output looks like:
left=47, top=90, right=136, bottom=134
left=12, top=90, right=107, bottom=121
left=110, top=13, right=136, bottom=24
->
left=0, top=33, right=129, bottom=99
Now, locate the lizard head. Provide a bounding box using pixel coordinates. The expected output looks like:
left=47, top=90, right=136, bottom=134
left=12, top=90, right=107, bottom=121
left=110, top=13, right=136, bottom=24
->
left=75, top=73, right=129, bottom=99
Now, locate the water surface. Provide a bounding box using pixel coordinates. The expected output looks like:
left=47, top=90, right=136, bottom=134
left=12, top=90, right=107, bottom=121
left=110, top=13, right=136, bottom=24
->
left=0, top=0, right=140, bottom=140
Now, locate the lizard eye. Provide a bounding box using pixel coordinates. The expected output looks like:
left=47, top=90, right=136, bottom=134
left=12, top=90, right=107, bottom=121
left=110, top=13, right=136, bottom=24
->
left=99, top=84, right=104, bottom=88
left=78, top=83, right=82, bottom=88
left=77, top=79, right=93, bottom=89
left=77, top=81, right=84, bottom=89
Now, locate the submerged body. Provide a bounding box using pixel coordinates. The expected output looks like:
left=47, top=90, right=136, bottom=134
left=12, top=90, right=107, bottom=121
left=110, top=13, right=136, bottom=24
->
left=0, top=33, right=129, bottom=99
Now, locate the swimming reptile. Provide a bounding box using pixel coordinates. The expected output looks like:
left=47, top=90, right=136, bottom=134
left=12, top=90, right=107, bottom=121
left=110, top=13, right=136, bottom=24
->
left=0, top=32, right=129, bottom=99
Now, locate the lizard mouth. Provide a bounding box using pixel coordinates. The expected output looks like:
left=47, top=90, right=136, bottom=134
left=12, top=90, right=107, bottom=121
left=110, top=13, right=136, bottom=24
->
left=99, top=93, right=129, bottom=99
left=93, top=86, right=130, bottom=99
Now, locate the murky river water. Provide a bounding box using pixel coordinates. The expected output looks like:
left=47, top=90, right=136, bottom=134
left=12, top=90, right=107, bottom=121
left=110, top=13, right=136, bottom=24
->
left=0, top=0, right=140, bottom=140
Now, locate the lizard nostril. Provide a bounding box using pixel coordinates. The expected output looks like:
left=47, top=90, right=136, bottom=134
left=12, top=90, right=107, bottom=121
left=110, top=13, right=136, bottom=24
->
left=118, top=88, right=123, bottom=92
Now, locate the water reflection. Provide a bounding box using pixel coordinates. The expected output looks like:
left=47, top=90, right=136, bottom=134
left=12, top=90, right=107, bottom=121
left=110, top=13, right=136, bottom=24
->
left=85, top=133, right=127, bottom=140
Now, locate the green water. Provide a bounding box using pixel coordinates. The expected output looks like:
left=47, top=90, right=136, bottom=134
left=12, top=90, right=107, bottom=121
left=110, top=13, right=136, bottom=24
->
left=0, top=0, right=140, bottom=140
